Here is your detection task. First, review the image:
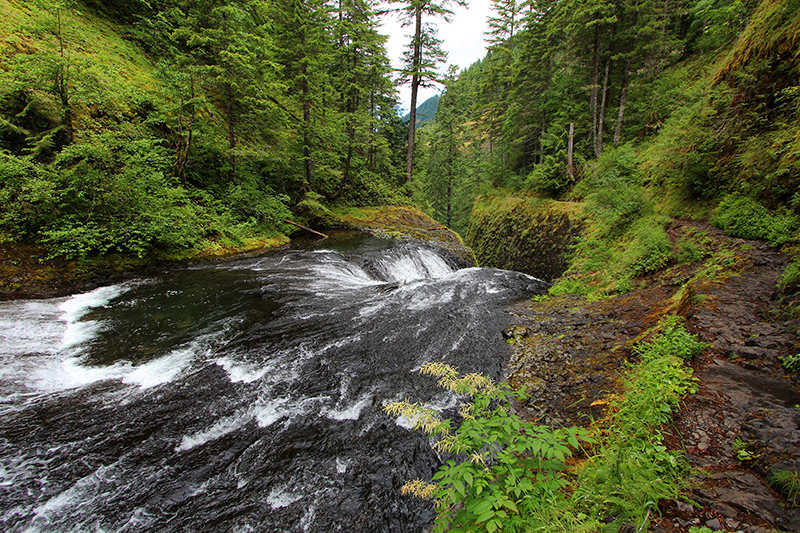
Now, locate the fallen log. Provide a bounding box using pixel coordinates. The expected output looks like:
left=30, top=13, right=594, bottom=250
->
left=284, top=219, right=329, bottom=239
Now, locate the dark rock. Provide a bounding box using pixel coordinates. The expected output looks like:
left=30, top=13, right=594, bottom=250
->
left=711, top=502, right=738, bottom=518
left=733, top=345, right=770, bottom=359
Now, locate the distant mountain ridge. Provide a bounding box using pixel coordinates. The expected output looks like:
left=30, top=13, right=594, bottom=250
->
left=403, top=94, right=439, bottom=129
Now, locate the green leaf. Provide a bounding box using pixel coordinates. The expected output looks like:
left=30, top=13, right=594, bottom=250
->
left=453, top=479, right=466, bottom=497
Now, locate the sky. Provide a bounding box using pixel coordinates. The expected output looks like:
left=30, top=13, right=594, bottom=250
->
left=378, top=1, right=494, bottom=114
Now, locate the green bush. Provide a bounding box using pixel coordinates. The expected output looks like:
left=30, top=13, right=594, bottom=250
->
left=385, top=363, right=594, bottom=533
left=0, top=150, right=58, bottom=238
left=623, top=219, right=674, bottom=277
left=710, top=194, right=799, bottom=247
left=39, top=133, right=219, bottom=257
left=779, top=257, right=800, bottom=291
left=633, top=316, right=710, bottom=362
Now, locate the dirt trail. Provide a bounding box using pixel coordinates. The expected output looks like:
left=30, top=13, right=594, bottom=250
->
left=506, top=219, right=800, bottom=532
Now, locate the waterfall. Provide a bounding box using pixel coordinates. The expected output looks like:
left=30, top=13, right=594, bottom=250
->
left=0, top=231, right=547, bottom=533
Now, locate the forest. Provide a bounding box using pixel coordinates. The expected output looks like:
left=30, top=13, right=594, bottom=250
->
left=1, top=0, right=799, bottom=271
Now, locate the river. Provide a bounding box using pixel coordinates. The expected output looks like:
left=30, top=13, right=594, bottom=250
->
left=0, top=231, right=547, bottom=532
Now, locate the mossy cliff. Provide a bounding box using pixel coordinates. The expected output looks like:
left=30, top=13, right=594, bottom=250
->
left=465, top=196, right=582, bottom=282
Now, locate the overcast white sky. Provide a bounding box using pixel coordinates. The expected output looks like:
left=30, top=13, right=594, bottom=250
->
left=378, top=1, right=493, bottom=114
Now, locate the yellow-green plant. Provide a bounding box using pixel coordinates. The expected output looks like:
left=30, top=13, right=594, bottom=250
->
left=385, top=363, right=593, bottom=533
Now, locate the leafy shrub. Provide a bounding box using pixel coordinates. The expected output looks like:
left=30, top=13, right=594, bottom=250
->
left=0, top=150, right=58, bottom=238
left=41, top=133, right=219, bottom=257
left=548, top=277, right=592, bottom=297
left=779, top=257, right=800, bottom=292
left=733, top=437, right=761, bottom=462
left=385, top=363, right=593, bottom=533
left=584, top=178, right=651, bottom=239
left=710, top=194, right=799, bottom=247
left=632, top=316, right=709, bottom=361
left=780, top=353, right=800, bottom=373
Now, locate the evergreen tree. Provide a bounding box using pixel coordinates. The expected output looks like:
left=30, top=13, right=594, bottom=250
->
left=330, top=0, right=399, bottom=200
left=389, top=0, right=466, bottom=183
left=171, top=0, right=282, bottom=183
left=270, top=0, right=335, bottom=194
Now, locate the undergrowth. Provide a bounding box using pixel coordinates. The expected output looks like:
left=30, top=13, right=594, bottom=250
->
left=387, top=316, right=707, bottom=532
left=710, top=194, right=799, bottom=248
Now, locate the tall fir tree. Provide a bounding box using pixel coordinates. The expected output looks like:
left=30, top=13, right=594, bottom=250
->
left=389, top=0, right=465, bottom=183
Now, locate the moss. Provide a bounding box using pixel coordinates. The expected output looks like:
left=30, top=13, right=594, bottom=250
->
left=0, top=231, right=290, bottom=299
left=465, top=196, right=584, bottom=282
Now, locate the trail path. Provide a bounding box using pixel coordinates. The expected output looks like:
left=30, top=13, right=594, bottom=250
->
left=506, top=220, right=800, bottom=532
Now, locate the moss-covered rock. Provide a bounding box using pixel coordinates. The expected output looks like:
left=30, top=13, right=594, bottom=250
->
left=333, top=205, right=476, bottom=266
left=466, top=196, right=583, bottom=282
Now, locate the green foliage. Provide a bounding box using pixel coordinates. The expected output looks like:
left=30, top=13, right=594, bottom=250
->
left=389, top=319, right=703, bottom=532
left=781, top=258, right=800, bottom=291
left=0, top=0, right=411, bottom=262
left=622, top=218, right=674, bottom=277
left=710, top=194, right=800, bottom=247
left=768, top=468, right=800, bottom=505
left=733, top=437, right=762, bottom=462
left=780, top=353, right=800, bottom=373
left=633, top=316, right=710, bottom=362
left=42, top=133, right=216, bottom=257
left=574, top=316, right=701, bottom=530
left=0, top=150, right=58, bottom=237
left=385, top=363, right=594, bottom=533
left=548, top=277, right=593, bottom=297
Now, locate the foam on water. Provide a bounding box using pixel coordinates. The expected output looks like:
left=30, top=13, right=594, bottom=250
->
left=267, top=484, right=303, bottom=509
left=376, top=249, right=454, bottom=283
left=121, top=346, right=195, bottom=389
left=0, top=300, right=65, bottom=356
left=59, top=283, right=131, bottom=327
left=323, top=395, right=371, bottom=421
left=176, top=409, right=254, bottom=452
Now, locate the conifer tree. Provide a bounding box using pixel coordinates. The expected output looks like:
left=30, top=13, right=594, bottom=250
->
left=330, top=0, right=397, bottom=199
left=389, top=0, right=465, bottom=184
left=172, top=0, right=281, bottom=182
left=270, top=0, right=335, bottom=193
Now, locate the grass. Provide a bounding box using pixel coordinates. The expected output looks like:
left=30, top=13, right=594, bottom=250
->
left=768, top=469, right=800, bottom=505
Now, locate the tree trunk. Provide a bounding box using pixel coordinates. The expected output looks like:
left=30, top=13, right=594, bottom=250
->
left=614, top=58, right=631, bottom=146
left=596, top=57, right=611, bottom=159
left=56, top=8, right=73, bottom=144
left=301, top=30, right=312, bottom=191
left=589, top=26, right=600, bottom=159
left=406, top=5, right=423, bottom=184
left=567, top=122, right=575, bottom=180
left=226, top=81, right=236, bottom=182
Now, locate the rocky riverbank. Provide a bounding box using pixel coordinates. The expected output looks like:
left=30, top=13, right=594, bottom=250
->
left=0, top=206, right=469, bottom=300
left=505, top=219, right=800, bottom=532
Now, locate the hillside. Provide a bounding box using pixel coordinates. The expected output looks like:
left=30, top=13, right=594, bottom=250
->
left=0, top=0, right=407, bottom=264
left=403, top=94, right=439, bottom=129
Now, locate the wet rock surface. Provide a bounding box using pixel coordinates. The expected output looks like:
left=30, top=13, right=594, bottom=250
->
left=505, top=220, right=800, bottom=532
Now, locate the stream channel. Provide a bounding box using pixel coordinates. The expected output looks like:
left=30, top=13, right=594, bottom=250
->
left=0, top=230, right=548, bottom=532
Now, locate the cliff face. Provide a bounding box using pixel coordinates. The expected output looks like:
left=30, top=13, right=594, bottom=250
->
left=465, top=196, right=583, bottom=283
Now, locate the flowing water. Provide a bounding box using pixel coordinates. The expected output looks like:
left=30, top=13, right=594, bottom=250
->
left=0, top=231, right=547, bottom=533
